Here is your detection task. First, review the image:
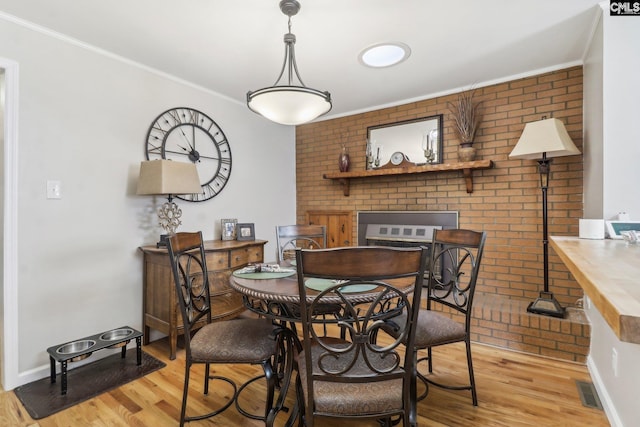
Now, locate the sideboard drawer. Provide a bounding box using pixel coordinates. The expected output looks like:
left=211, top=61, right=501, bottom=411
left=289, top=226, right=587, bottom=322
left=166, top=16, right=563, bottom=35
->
left=206, top=252, right=229, bottom=271
left=229, top=248, right=248, bottom=267
left=210, top=270, right=232, bottom=294
left=211, top=292, right=244, bottom=320
left=230, top=245, right=264, bottom=268
left=247, top=246, right=264, bottom=263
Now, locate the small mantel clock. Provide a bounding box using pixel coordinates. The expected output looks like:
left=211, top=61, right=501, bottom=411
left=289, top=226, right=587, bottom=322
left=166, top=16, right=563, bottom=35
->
left=145, top=107, right=232, bottom=202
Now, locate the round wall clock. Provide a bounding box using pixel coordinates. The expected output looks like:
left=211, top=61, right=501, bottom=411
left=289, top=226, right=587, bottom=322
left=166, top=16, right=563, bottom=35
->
left=145, top=107, right=232, bottom=202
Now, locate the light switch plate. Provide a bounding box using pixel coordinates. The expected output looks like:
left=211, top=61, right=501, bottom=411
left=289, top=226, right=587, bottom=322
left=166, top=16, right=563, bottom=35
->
left=47, top=180, right=62, bottom=199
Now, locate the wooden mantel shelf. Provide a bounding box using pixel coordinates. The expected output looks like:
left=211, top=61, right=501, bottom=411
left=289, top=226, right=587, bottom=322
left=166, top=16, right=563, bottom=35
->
left=323, top=160, right=493, bottom=196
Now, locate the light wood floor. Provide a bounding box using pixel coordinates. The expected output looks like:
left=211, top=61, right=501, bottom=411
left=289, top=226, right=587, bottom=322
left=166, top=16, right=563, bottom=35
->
left=1, top=332, right=610, bottom=426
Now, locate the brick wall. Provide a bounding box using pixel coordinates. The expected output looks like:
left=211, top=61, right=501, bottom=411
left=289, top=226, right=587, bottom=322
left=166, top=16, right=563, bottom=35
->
left=296, top=66, right=588, bottom=362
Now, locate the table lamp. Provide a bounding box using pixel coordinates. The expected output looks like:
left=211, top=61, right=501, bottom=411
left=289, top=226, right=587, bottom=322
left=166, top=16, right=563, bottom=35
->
left=509, top=117, right=581, bottom=318
left=137, top=160, right=202, bottom=247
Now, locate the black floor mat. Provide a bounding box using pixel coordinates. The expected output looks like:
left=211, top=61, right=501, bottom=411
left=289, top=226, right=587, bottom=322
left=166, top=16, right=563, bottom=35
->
left=14, top=351, right=165, bottom=420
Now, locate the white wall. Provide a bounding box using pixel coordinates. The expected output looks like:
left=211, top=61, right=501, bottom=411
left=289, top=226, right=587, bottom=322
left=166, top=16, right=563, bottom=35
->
left=601, top=8, right=640, bottom=221
left=0, top=68, right=5, bottom=383
left=585, top=297, right=640, bottom=427
left=0, top=17, right=296, bottom=388
left=582, top=5, right=640, bottom=427
left=582, top=13, right=603, bottom=219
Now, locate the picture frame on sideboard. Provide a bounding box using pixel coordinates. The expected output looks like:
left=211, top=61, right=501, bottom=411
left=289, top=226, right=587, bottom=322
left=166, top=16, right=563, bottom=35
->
left=236, top=223, right=255, bottom=241
left=221, top=218, right=238, bottom=240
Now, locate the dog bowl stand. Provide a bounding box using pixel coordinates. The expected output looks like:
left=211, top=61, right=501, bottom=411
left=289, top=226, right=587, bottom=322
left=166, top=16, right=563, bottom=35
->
left=46, top=326, right=143, bottom=395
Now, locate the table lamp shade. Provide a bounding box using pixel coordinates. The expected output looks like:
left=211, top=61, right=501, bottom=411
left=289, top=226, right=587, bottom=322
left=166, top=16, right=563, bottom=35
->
left=509, top=118, right=580, bottom=159
left=136, top=160, right=201, bottom=196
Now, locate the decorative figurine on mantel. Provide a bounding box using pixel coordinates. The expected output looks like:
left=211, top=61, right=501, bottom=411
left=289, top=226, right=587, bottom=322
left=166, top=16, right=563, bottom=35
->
left=338, top=144, right=351, bottom=172
left=366, top=139, right=382, bottom=169
left=422, top=129, right=438, bottom=163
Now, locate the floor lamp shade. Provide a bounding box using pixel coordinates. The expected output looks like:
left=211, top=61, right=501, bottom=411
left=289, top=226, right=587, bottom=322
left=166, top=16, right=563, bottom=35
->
left=509, top=118, right=580, bottom=160
left=509, top=117, right=580, bottom=318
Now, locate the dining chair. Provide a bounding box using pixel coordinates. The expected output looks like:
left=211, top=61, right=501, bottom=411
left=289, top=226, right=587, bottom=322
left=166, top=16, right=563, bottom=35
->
left=276, top=224, right=340, bottom=336
left=276, top=224, right=326, bottom=263
left=294, top=246, right=429, bottom=427
left=167, top=231, right=282, bottom=426
left=382, top=228, right=487, bottom=406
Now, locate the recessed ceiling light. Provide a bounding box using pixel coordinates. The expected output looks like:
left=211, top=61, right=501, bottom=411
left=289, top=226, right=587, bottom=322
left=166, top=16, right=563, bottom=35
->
left=359, top=42, right=411, bottom=68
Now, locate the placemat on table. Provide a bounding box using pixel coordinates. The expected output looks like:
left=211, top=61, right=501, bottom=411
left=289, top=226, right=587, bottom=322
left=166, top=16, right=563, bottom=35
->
left=304, top=278, right=377, bottom=293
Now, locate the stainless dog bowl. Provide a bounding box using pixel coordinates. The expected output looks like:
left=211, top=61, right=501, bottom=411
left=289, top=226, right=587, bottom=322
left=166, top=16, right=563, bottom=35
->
left=100, top=328, right=134, bottom=349
left=56, top=339, right=95, bottom=362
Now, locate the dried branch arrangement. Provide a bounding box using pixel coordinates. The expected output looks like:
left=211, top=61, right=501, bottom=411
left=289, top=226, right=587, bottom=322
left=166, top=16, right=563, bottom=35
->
left=447, top=90, right=483, bottom=144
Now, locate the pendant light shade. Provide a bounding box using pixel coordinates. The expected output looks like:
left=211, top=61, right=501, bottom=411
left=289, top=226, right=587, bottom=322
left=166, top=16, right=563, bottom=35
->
left=247, top=0, right=331, bottom=126
left=248, top=86, right=331, bottom=125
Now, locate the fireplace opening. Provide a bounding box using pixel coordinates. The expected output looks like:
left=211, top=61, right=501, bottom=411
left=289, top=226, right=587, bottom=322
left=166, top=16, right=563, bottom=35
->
left=357, top=211, right=458, bottom=246
left=358, top=211, right=458, bottom=285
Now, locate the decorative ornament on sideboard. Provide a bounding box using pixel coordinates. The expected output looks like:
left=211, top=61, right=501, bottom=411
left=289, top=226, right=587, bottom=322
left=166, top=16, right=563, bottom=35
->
left=447, top=88, right=483, bottom=162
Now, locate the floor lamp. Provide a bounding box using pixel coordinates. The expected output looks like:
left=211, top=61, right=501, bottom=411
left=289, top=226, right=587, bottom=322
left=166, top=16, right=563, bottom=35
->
left=509, top=117, right=581, bottom=318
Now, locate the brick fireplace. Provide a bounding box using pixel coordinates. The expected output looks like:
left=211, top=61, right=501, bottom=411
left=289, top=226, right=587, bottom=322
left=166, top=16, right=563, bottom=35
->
left=295, top=66, right=589, bottom=362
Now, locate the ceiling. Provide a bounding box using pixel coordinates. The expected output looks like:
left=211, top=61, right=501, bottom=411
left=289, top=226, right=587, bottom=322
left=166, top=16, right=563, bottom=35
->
left=0, top=0, right=602, bottom=121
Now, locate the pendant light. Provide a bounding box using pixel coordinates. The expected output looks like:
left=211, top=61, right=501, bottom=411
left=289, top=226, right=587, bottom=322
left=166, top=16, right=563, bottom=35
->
left=247, top=0, right=332, bottom=126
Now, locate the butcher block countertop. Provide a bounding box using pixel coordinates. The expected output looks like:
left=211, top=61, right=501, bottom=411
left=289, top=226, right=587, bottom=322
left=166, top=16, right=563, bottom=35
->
left=550, top=236, right=640, bottom=344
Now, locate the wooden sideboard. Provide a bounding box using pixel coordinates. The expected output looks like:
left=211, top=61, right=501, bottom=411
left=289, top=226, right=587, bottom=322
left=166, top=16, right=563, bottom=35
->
left=139, top=239, right=267, bottom=359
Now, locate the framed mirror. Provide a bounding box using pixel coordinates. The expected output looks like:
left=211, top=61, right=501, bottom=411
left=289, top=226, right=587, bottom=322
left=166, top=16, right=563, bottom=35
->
left=366, top=114, right=443, bottom=169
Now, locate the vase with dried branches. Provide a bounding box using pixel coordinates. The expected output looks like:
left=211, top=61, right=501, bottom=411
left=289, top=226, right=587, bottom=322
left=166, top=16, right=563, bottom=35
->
left=447, top=89, right=483, bottom=162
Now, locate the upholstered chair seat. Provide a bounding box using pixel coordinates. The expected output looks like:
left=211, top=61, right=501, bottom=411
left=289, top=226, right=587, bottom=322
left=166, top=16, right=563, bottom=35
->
left=189, top=318, right=277, bottom=363
left=385, top=311, right=466, bottom=348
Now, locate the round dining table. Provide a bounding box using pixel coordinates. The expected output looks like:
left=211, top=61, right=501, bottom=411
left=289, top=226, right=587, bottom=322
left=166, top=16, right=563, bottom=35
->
left=229, top=266, right=415, bottom=324
left=229, top=267, right=303, bottom=322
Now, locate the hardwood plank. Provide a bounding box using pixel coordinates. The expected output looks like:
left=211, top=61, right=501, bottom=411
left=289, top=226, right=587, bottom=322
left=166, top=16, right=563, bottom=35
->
left=2, top=330, right=609, bottom=426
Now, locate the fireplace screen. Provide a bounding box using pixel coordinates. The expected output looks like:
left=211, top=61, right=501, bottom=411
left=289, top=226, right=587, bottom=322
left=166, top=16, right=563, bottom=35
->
left=358, top=211, right=459, bottom=286
left=365, top=224, right=443, bottom=282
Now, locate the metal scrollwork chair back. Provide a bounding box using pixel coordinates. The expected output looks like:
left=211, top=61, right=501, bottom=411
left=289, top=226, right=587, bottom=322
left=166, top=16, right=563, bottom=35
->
left=276, top=224, right=327, bottom=263
left=277, top=224, right=340, bottom=336
left=383, top=228, right=487, bottom=406
left=167, top=232, right=282, bottom=426
left=294, top=246, right=429, bottom=427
